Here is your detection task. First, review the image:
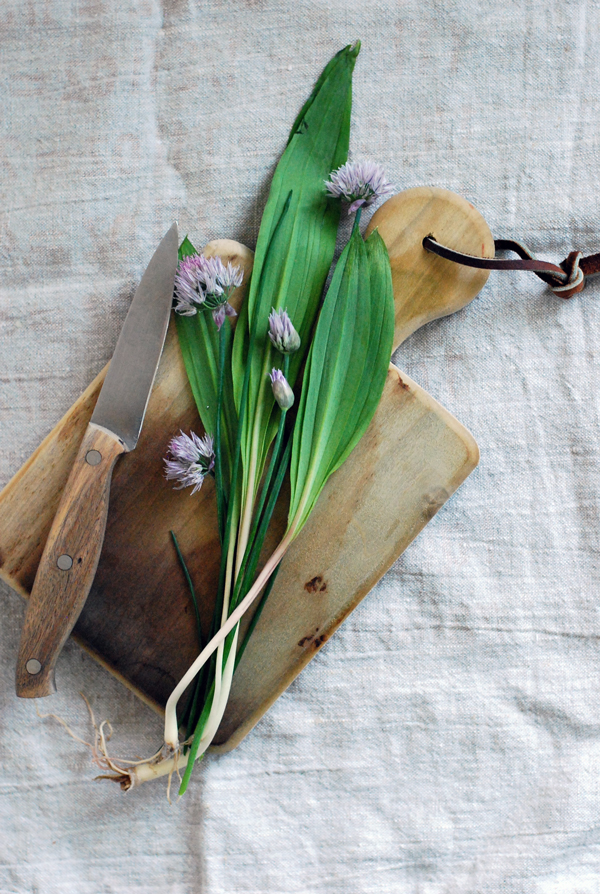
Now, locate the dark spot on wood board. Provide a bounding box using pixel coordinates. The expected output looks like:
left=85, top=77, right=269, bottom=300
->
left=423, top=486, right=449, bottom=520
left=304, top=575, right=327, bottom=593
left=397, top=375, right=409, bottom=392
left=313, top=634, right=328, bottom=648
left=298, top=636, right=313, bottom=647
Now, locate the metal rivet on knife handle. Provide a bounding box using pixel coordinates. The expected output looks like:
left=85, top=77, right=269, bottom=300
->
left=56, top=554, right=73, bottom=571
left=26, top=659, right=42, bottom=675
left=86, top=450, right=102, bottom=465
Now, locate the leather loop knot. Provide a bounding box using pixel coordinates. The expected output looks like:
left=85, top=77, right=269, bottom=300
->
left=553, top=251, right=584, bottom=298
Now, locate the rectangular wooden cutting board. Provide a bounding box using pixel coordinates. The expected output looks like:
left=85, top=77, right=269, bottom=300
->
left=0, top=221, right=481, bottom=751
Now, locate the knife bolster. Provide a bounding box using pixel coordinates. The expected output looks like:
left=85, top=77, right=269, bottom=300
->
left=15, top=423, right=126, bottom=698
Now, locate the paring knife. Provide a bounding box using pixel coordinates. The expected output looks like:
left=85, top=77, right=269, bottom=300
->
left=16, top=223, right=179, bottom=698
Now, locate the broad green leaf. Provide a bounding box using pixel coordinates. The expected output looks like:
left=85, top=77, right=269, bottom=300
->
left=326, top=228, right=395, bottom=478
left=287, top=42, right=359, bottom=145
left=231, top=43, right=359, bottom=508
left=288, top=226, right=395, bottom=536
left=174, top=237, right=237, bottom=491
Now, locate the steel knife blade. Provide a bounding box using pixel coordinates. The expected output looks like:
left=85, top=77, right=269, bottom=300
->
left=16, top=223, right=179, bottom=698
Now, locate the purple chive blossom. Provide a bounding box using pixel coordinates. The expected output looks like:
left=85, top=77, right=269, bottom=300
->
left=200, top=256, right=243, bottom=330
left=268, top=308, right=301, bottom=354
left=324, top=160, right=394, bottom=214
left=164, top=430, right=215, bottom=495
left=174, top=253, right=244, bottom=328
left=199, top=256, right=243, bottom=295
left=269, top=368, right=294, bottom=410
left=174, top=255, right=208, bottom=315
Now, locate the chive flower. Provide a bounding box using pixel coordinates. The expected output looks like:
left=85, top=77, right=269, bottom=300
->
left=164, top=430, right=215, bottom=495
left=324, top=160, right=393, bottom=214
left=174, top=256, right=207, bottom=315
left=268, top=308, right=301, bottom=354
left=269, top=368, right=294, bottom=410
left=174, top=254, right=243, bottom=329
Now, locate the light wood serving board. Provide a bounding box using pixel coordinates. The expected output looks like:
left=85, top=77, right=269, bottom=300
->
left=0, top=188, right=493, bottom=750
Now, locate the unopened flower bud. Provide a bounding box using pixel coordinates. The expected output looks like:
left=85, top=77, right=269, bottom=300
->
left=268, top=308, right=301, bottom=354
left=269, top=368, right=294, bottom=410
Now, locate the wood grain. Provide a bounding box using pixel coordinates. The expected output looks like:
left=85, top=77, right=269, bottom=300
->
left=15, top=424, right=126, bottom=697
left=366, top=186, right=495, bottom=345
left=0, top=189, right=493, bottom=746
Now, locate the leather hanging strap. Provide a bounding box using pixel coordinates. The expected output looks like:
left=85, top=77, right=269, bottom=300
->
left=423, top=236, right=600, bottom=299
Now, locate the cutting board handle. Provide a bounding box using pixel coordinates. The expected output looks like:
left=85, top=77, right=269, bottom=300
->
left=366, top=186, right=495, bottom=351
left=15, top=423, right=126, bottom=697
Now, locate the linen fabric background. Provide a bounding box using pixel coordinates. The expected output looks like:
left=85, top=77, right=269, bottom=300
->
left=2, top=1, right=600, bottom=891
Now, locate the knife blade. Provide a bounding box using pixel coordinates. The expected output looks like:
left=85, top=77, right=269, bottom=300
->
left=15, top=222, right=179, bottom=698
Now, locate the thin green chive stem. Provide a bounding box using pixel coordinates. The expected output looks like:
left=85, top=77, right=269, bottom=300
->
left=170, top=531, right=203, bottom=648
left=214, top=319, right=227, bottom=542
left=230, top=436, right=292, bottom=614
left=170, top=532, right=205, bottom=732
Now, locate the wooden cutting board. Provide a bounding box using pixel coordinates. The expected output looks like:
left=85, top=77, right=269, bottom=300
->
left=0, top=188, right=493, bottom=751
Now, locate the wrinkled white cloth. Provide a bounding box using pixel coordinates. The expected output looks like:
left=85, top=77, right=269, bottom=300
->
left=2, top=1, right=600, bottom=891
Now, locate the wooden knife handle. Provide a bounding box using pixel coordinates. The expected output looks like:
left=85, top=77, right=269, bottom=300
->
left=16, top=423, right=126, bottom=698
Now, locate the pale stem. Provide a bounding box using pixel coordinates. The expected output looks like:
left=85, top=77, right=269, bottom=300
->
left=163, top=529, right=295, bottom=748
left=192, top=625, right=238, bottom=756
left=123, top=627, right=239, bottom=788
left=236, top=455, right=257, bottom=578
left=236, top=336, right=279, bottom=578
left=215, top=532, right=236, bottom=696
left=127, top=628, right=239, bottom=790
